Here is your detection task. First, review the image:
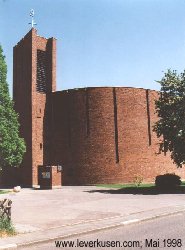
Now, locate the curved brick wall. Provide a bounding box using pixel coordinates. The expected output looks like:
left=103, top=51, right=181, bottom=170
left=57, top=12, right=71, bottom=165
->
left=50, top=87, right=185, bottom=185
left=12, top=30, right=185, bottom=188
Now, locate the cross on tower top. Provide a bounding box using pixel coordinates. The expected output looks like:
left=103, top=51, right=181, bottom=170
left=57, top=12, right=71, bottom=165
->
left=29, top=9, right=37, bottom=28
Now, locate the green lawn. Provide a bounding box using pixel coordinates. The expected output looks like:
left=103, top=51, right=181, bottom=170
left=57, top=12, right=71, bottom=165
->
left=96, top=183, right=155, bottom=189
left=96, top=180, right=185, bottom=189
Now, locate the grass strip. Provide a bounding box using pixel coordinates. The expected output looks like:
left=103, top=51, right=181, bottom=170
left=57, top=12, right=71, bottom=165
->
left=96, top=183, right=154, bottom=189
left=0, top=190, right=11, bottom=195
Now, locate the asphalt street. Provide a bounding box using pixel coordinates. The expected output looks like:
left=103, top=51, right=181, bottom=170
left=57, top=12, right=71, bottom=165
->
left=20, top=211, right=185, bottom=250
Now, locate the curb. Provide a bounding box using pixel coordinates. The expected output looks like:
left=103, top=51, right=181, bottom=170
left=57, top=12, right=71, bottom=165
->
left=1, top=209, right=185, bottom=249
left=0, top=244, right=17, bottom=250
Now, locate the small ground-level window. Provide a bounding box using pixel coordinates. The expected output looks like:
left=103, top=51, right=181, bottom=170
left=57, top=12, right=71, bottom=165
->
left=40, top=143, right=43, bottom=150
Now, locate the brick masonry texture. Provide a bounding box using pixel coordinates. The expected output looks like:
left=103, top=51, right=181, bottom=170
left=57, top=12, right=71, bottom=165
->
left=10, top=28, right=56, bottom=187
left=6, top=28, right=185, bottom=188
left=50, top=87, right=185, bottom=185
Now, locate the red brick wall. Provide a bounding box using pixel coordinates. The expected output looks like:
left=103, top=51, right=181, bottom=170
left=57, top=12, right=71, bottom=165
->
left=50, top=87, right=185, bottom=185
left=13, top=29, right=33, bottom=187
left=12, top=28, right=56, bottom=187
left=31, top=31, right=56, bottom=186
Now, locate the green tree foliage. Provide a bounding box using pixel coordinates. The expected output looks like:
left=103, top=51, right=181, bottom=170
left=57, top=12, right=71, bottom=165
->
left=154, top=69, right=185, bottom=167
left=0, top=45, right=26, bottom=169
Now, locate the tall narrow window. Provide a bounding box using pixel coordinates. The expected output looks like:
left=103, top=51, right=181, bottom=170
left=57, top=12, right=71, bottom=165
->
left=146, top=89, right=152, bottom=146
left=37, top=50, right=47, bottom=93
left=85, top=89, right=90, bottom=136
left=113, top=88, right=119, bottom=163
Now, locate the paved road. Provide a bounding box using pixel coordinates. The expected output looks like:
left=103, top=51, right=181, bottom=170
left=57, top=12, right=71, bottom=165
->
left=20, top=212, right=185, bottom=250
left=5, top=187, right=185, bottom=232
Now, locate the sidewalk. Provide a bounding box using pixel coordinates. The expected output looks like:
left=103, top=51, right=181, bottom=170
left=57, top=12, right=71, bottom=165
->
left=0, top=186, right=185, bottom=249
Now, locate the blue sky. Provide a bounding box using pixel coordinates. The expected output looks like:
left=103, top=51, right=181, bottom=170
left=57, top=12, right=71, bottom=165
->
left=1, top=0, right=185, bottom=94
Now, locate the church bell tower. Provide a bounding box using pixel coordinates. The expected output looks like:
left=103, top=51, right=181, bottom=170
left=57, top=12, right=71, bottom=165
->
left=13, top=28, right=56, bottom=187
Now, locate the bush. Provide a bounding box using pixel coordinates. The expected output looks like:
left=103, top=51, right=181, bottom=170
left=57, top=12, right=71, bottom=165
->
left=155, top=174, right=181, bottom=189
left=133, top=175, right=143, bottom=187
left=0, top=217, right=16, bottom=236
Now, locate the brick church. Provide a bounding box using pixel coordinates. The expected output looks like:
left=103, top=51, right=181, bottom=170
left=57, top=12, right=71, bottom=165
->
left=9, top=28, right=185, bottom=187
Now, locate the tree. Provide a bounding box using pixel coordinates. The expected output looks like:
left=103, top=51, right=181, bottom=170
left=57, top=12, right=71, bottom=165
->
left=154, top=69, right=185, bottom=167
left=0, top=45, right=26, bottom=169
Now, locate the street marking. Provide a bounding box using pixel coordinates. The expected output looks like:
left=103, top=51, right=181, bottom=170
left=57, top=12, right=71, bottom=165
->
left=121, top=219, right=140, bottom=225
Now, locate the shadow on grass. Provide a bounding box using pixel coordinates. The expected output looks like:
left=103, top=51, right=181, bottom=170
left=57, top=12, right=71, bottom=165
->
left=86, top=186, right=185, bottom=195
